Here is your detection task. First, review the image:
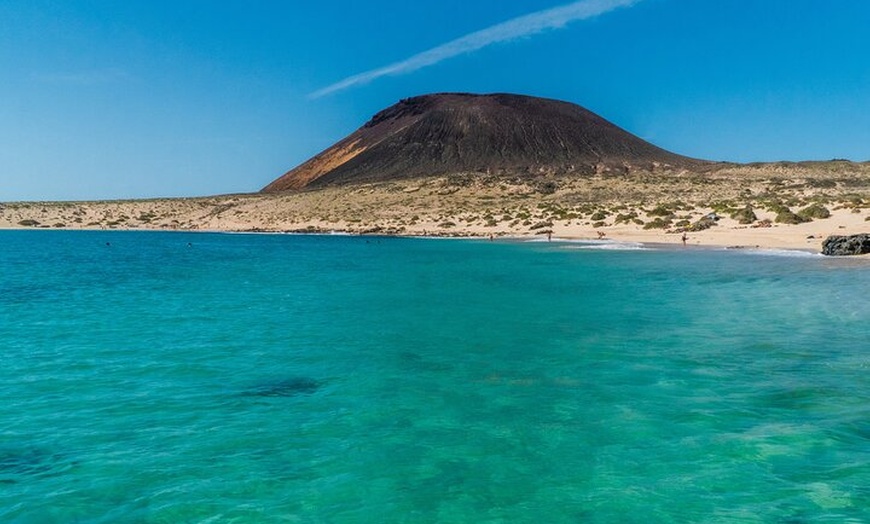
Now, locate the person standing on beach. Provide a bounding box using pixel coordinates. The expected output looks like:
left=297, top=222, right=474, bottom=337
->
left=681, top=232, right=688, bottom=246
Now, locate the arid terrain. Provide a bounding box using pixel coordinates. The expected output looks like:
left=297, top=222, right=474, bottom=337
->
left=3, top=161, right=869, bottom=251
left=4, top=93, right=869, bottom=251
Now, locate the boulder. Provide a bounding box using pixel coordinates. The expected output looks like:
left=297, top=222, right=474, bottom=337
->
left=821, top=234, right=870, bottom=256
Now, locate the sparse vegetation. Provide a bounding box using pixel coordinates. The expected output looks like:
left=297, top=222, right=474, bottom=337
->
left=685, top=216, right=718, bottom=232
left=797, top=203, right=831, bottom=220
left=643, top=217, right=672, bottom=230
left=775, top=208, right=809, bottom=225
left=614, top=212, right=639, bottom=225
left=806, top=178, right=837, bottom=189
left=730, top=206, right=758, bottom=225
left=2, top=158, right=868, bottom=246
left=537, top=181, right=558, bottom=194
left=647, top=204, right=675, bottom=217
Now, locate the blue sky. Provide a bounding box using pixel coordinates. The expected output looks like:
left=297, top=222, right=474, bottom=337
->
left=2, top=0, right=869, bottom=201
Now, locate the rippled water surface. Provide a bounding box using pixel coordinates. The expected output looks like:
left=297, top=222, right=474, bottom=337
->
left=1, top=230, right=868, bottom=522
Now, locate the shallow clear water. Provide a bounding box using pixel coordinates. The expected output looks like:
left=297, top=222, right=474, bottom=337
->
left=1, top=230, right=868, bottom=523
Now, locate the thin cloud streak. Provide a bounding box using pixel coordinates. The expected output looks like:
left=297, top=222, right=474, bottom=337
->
left=310, top=0, right=641, bottom=99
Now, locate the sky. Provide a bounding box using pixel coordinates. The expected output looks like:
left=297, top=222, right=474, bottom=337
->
left=1, top=0, right=869, bottom=201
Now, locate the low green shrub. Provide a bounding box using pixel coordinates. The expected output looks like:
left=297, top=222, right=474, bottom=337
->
left=614, top=212, right=638, bottom=225
left=647, top=204, right=674, bottom=217
left=775, top=209, right=809, bottom=224
left=643, top=217, right=672, bottom=230
left=686, top=217, right=717, bottom=232
left=797, top=203, right=831, bottom=220
left=730, top=206, right=758, bottom=225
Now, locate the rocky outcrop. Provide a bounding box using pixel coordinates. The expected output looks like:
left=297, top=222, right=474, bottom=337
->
left=821, top=234, right=870, bottom=256
left=264, top=92, right=706, bottom=192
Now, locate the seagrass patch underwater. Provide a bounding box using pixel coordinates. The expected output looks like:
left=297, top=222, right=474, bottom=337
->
left=1, top=230, right=868, bottom=522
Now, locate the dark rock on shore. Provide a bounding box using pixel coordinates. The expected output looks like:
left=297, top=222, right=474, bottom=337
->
left=821, top=234, right=870, bottom=256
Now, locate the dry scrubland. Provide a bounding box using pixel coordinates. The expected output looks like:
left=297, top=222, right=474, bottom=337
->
left=3, top=162, right=870, bottom=251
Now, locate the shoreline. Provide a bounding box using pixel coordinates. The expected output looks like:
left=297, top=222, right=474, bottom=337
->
left=0, top=224, right=849, bottom=257
left=2, top=169, right=869, bottom=255
left=9, top=227, right=870, bottom=266
left=0, top=213, right=861, bottom=251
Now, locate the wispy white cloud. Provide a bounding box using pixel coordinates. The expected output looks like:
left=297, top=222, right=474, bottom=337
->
left=310, top=0, right=641, bottom=99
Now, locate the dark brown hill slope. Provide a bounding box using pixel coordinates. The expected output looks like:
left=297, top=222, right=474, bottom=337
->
left=263, top=93, right=705, bottom=192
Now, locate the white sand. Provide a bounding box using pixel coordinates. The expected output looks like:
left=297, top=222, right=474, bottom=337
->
left=2, top=170, right=868, bottom=253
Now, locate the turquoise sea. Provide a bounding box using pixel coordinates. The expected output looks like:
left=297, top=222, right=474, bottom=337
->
left=1, top=230, right=868, bottom=523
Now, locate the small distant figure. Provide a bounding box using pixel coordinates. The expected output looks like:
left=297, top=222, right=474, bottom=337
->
left=105, top=242, right=111, bottom=247
left=489, top=234, right=494, bottom=241
left=187, top=242, right=192, bottom=248
left=681, top=232, right=688, bottom=246
left=597, top=231, right=606, bottom=239
left=547, top=231, right=552, bottom=242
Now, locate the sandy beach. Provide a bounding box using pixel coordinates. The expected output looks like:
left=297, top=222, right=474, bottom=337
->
left=2, top=163, right=869, bottom=253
